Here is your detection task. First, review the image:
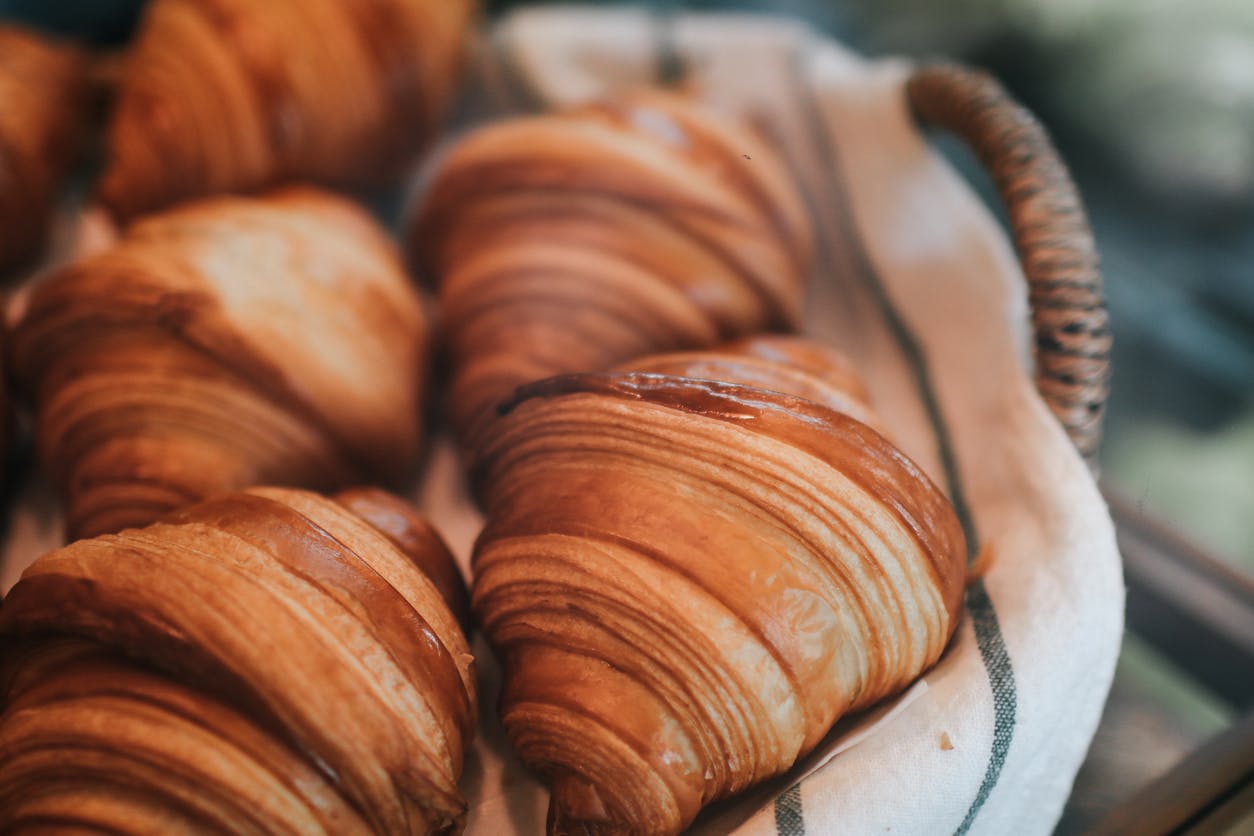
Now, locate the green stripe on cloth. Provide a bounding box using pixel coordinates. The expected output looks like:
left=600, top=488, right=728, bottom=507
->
left=775, top=45, right=1018, bottom=836
left=955, top=581, right=1017, bottom=835
left=775, top=784, right=805, bottom=836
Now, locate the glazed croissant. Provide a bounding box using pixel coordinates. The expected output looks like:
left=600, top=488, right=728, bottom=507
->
left=11, top=187, right=429, bottom=540
left=0, top=486, right=475, bottom=834
left=0, top=26, right=90, bottom=272
left=409, top=90, right=813, bottom=462
left=98, top=0, right=475, bottom=221
left=472, top=336, right=967, bottom=833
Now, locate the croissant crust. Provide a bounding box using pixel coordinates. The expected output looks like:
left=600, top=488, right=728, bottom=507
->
left=98, top=0, right=475, bottom=219
left=11, top=187, right=429, bottom=540
left=472, top=338, right=966, bottom=833
left=0, top=486, right=475, bottom=835
left=0, top=26, right=90, bottom=272
left=409, top=91, right=813, bottom=464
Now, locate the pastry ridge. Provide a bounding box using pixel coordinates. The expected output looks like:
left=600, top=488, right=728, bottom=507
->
left=472, top=337, right=966, bottom=833
left=11, top=187, right=429, bottom=540
left=97, top=0, right=475, bottom=220
left=0, top=487, right=475, bottom=835
left=408, top=91, right=813, bottom=467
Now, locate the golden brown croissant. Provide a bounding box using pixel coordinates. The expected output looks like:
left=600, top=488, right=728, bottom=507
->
left=471, top=336, right=967, bottom=834
left=11, top=187, right=429, bottom=540
left=98, top=0, right=475, bottom=221
left=0, top=486, right=475, bottom=834
left=0, top=26, right=90, bottom=273
left=408, top=90, right=813, bottom=463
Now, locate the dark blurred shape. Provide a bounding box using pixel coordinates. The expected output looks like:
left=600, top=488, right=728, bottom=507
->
left=0, top=0, right=144, bottom=44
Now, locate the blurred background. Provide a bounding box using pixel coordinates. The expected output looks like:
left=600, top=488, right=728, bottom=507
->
left=3, top=0, right=1252, bottom=832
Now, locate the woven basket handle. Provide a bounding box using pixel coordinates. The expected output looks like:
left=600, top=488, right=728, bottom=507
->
left=906, top=62, right=1111, bottom=459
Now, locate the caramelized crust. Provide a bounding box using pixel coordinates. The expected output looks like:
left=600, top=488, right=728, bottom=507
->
left=408, top=91, right=812, bottom=465
left=0, top=26, right=90, bottom=272
left=620, top=335, right=882, bottom=433
left=11, top=188, right=429, bottom=540
left=335, top=486, right=473, bottom=633
left=97, top=0, right=475, bottom=220
left=472, top=338, right=966, bottom=833
left=0, top=487, right=475, bottom=835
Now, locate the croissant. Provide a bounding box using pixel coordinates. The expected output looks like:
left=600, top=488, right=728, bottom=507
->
left=11, top=187, right=429, bottom=540
left=408, top=90, right=813, bottom=462
left=0, top=486, right=475, bottom=834
left=98, top=0, right=475, bottom=221
left=0, top=26, right=90, bottom=273
left=471, top=336, right=967, bottom=833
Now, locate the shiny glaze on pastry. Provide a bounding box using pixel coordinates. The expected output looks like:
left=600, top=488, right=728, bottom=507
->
left=11, top=187, right=429, bottom=539
left=472, top=337, right=966, bottom=834
left=0, top=487, right=475, bottom=834
left=621, top=335, right=882, bottom=433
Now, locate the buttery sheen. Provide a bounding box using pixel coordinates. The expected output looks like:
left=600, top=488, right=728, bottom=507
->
left=0, top=487, right=475, bottom=834
left=472, top=337, right=967, bottom=834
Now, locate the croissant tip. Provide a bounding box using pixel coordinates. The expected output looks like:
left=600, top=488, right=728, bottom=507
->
left=546, top=772, right=637, bottom=836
